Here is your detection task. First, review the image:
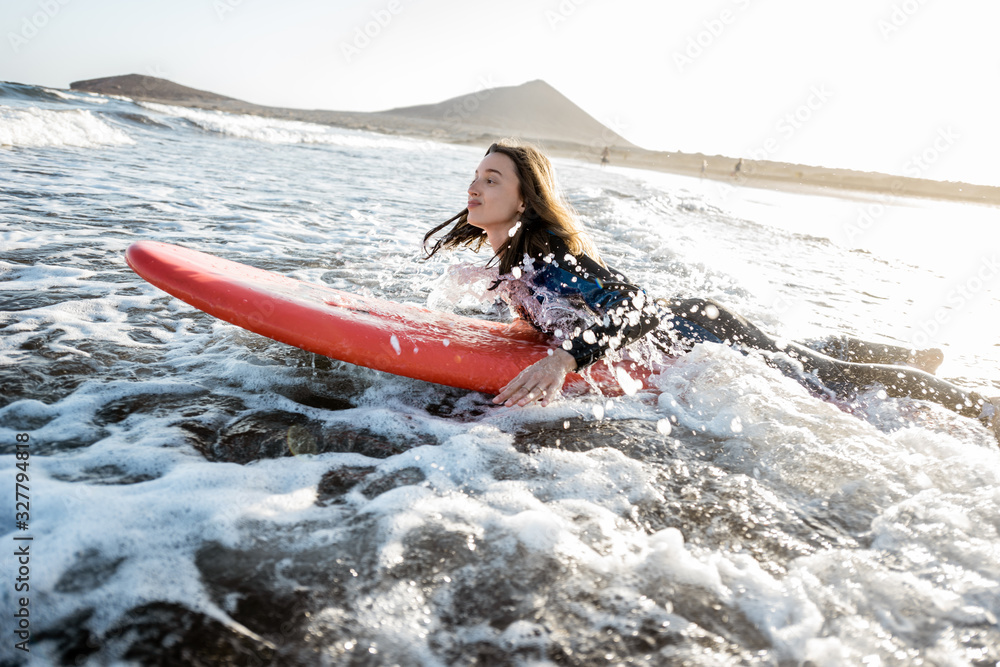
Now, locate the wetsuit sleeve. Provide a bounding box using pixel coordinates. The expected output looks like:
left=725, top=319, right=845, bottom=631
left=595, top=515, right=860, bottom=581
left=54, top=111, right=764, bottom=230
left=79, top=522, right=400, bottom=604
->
left=566, top=268, right=661, bottom=369
left=530, top=248, right=662, bottom=370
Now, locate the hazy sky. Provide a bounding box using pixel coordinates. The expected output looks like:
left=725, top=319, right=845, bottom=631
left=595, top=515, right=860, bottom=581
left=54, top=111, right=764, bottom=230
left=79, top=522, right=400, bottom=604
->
left=3, top=0, right=998, bottom=185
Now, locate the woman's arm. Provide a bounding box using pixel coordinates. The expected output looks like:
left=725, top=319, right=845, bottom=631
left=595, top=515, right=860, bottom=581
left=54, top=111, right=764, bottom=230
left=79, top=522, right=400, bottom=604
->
left=536, top=252, right=662, bottom=370
left=493, top=247, right=660, bottom=407
left=562, top=281, right=661, bottom=369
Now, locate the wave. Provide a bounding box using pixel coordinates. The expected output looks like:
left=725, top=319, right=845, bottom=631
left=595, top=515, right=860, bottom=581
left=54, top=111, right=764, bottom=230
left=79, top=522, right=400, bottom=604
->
left=1, top=81, right=69, bottom=103
left=106, top=110, right=174, bottom=130
left=0, top=82, right=439, bottom=151
left=0, top=106, right=135, bottom=149
left=138, top=101, right=435, bottom=150
left=46, top=87, right=110, bottom=104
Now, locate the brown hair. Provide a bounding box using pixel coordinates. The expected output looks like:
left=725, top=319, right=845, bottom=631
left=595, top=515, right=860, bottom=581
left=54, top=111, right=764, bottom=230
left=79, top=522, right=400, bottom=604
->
left=422, top=139, right=601, bottom=274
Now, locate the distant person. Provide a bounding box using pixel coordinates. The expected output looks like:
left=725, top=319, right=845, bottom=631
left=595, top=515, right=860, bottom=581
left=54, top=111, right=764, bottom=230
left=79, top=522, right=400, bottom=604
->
left=422, top=139, right=1000, bottom=440
left=701, top=159, right=708, bottom=178
left=733, top=157, right=743, bottom=178
left=600, top=146, right=610, bottom=166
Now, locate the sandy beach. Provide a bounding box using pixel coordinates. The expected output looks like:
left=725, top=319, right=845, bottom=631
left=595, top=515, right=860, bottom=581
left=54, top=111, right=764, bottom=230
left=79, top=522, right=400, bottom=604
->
left=68, top=74, right=1000, bottom=206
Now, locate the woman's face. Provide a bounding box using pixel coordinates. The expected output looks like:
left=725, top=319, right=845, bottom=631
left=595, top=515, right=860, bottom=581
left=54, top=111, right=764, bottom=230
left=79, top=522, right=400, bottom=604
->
left=466, top=152, right=524, bottom=235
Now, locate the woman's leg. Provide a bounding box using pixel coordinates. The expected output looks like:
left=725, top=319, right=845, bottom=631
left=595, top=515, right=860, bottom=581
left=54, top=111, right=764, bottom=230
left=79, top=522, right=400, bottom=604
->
left=666, top=298, right=987, bottom=420
left=803, top=335, right=944, bottom=374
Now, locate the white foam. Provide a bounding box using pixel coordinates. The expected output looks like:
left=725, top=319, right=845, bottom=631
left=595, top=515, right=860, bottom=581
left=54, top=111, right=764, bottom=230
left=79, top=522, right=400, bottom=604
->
left=46, top=87, right=110, bottom=104
left=0, top=106, right=134, bottom=148
left=331, top=428, right=834, bottom=661
left=139, top=101, right=437, bottom=150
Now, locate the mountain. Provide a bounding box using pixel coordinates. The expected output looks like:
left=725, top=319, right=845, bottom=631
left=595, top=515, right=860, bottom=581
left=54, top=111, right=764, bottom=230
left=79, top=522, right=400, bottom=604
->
left=379, top=80, right=634, bottom=148
left=70, top=74, right=241, bottom=105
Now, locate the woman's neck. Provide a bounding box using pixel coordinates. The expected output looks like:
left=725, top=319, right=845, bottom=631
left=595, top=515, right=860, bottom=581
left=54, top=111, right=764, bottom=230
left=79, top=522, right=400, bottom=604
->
left=484, top=220, right=518, bottom=256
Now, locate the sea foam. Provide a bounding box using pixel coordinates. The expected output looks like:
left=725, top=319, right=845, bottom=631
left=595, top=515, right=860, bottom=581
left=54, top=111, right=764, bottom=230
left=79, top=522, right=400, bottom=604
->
left=139, top=101, right=436, bottom=150
left=0, top=106, right=134, bottom=148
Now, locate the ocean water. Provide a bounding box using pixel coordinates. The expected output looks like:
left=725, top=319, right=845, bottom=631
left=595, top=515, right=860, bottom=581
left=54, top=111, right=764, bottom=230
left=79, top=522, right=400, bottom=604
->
left=2, top=81, right=999, bottom=666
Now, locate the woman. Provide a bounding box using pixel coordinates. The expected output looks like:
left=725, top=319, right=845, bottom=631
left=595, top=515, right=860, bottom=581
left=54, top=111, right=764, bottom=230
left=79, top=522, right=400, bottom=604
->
left=423, top=140, right=1000, bottom=439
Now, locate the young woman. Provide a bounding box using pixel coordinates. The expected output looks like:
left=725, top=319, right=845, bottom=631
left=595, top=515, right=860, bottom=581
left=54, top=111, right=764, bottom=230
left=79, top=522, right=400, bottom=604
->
left=423, top=140, right=1000, bottom=440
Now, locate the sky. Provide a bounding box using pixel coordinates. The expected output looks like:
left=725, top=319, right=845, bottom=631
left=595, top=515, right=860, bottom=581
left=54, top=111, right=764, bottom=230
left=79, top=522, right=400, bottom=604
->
left=2, top=0, right=999, bottom=186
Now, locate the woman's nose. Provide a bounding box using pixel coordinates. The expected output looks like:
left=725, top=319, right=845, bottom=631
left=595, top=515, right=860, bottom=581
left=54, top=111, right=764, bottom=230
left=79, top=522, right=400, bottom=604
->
left=468, top=179, right=479, bottom=196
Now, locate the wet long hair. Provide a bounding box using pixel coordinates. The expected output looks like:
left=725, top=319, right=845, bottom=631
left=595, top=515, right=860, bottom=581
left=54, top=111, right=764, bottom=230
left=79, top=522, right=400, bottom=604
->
left=422, top=139, right=601, bottom=275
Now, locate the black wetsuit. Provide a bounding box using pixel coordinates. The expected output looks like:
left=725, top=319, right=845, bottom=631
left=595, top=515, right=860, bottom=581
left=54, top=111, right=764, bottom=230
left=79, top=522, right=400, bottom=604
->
left=496, top=236, right=989, bottom=422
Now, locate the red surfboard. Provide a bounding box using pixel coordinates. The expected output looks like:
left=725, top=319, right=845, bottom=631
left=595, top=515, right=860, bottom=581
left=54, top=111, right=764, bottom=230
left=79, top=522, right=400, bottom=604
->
left=125, top=241, right=654, bottom=396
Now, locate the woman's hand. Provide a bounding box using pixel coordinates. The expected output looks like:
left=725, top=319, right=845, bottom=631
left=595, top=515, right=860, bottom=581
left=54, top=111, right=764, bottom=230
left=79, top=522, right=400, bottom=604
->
left=493, top=348, right=577, bottom=408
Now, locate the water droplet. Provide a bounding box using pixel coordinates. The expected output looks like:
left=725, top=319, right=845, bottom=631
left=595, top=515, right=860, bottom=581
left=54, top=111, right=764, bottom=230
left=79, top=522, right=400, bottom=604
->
left=287, top=425, right=317, bottom=456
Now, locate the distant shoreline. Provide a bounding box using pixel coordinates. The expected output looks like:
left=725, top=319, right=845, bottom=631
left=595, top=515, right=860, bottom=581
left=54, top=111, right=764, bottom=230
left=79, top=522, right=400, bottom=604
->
left=171, top=98, right=1000, bottom=207
left=65, top=75, right=999, bottom=207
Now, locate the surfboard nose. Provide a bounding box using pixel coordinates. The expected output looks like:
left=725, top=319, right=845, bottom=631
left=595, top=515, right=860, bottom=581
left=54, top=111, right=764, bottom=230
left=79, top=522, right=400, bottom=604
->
left=126, top=240, right=169, bottom=276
